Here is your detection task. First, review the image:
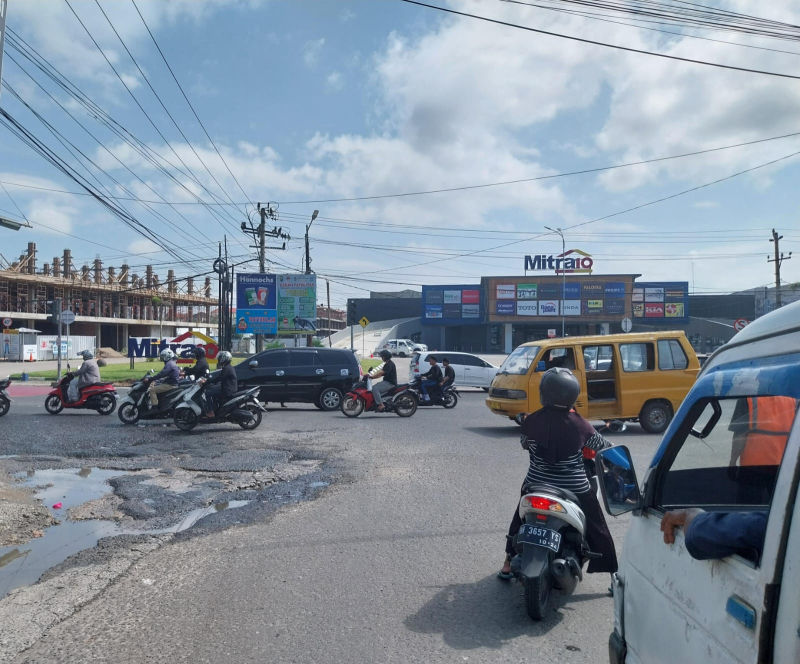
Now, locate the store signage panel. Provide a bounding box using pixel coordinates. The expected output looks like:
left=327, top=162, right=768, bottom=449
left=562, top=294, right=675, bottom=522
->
left=645, top=288, right=665, bottom=303
left=426, top=290, right=444, bottom=304
left=563, top=283, right=581, bottom=299
left=604, top=282, right=626, bottom=299
left=497, top=284, right=516, bottom=300
left=665, top=303, right=685, bottom=317
left=605, top=299, right=625, bottom=315
left=539, top=300, right=559, bottom=316
left=517, top=284, right=538, bottom=300
left=635, top=282, right=688, bottom=323
left=633, top=303, right=644, bottom=317
left=444, top=290, right=462, bottom=304
left=581, top=282, right=604, bottom=298
left=538, top=283, right=561, bottom=299
left=422, top=285, right=484, bottom=324
left=462, top=304, right=480, bottom=318
left=562, top=300, right=581, bottom=316
left=443, top=304, right=462, bottom=318
left=425, top=305, right=443, bottom=319
left=462, top=290, right=480, bottom=304
left=583, top=299, right=604, bottom=314
left=516, top=301, right=538, bottom=316
left=496, top=301, right=515, bottom=315
left=645, top=303, right=665, bottom=317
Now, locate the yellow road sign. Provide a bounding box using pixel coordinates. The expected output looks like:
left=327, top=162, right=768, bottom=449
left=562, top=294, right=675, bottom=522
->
left=359, top=316, right=369, bottom=328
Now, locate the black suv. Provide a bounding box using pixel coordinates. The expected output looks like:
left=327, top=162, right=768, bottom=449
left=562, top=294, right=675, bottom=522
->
left=236, top=347, right=360, bottom=411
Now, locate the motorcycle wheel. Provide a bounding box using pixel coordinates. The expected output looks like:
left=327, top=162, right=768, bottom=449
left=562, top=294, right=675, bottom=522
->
left=45, top=395, right=63, bottom=415
left=118, top=403, right=140, bottom=425
left=174, top=408, right=198, bottom=431
left=238, top=404, right=263, bottom=430
left=341, top=395, right=364, bottom=418
left=443, top=392, right=458, bottom=409
left=97, top=395, right=116, bottom=415
left=394, top=394, right=417, bottom=418
left=0, top=396, right=9, bottom=417
left=524, top=559, right=553, bottom=621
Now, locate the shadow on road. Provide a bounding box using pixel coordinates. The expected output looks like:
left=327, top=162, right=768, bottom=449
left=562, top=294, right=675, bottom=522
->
left=461, top=425, right=520, bottom=439
left=404, top=574, right=565, bottom=649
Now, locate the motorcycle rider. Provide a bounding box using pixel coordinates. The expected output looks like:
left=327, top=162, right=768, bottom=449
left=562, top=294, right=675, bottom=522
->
left=419, top=355, right=443, bottom=402
left=149, top=349, right=180, bottom=408
left=182, top=346, right=210, bottom=380
left=69, top=350, right=100, bottom=402
left=370, top=349, right=397, bottom=412
left=440, top=357, right=455, bottom=391
left=205, top=350, right=238, bottom=418
left=498, top=367, right=618, bottom=580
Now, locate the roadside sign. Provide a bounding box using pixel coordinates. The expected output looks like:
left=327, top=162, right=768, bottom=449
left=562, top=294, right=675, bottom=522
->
left=621, top=318, right=633, bottom=333
left=734, top=318, right=749, bottom=332
left=2, top=317, right=11, bottom=328
left=547, top=329, right=556, bottom=338
left=60, top=310, right=76, bottom=326
left=359, top=316, right=369, bottom=328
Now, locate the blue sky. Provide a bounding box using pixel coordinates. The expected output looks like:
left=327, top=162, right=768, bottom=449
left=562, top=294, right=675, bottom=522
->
left=1, top=0, right=799, bottom=308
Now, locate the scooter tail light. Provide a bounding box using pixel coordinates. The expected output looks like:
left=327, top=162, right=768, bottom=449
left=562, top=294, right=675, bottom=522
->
left=582, top=447, right=596, bottom=460
left=525, top=495, right=565, bottom=513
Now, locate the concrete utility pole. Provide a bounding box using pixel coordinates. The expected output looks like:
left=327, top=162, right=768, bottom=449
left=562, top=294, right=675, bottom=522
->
left=768, top=229, right=792, bottom=309
left=257, top=206, right=267, bottom=353
left=545, top=226, right=566, bottom=338
left=305, top=210, right=319, bottom=347
left=326, top=279, right=332, bottom=347
left=0, top=0, right=8, bottom=105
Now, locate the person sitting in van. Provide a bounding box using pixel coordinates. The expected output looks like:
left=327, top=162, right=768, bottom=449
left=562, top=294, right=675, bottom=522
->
left=440, top=357, right=455, bottom=390
left=499, top=368, right=618, bottom=580
left=419, top=355, right=443, bottom=402
left=729, top=396, right=800, bottom=467
left=660, top=509, right=768, bottom=562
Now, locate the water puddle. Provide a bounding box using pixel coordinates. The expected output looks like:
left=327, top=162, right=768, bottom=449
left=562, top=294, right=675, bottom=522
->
left=309, top=481, right=329, bottom=489
left=0, top=468, right=250, bottom=598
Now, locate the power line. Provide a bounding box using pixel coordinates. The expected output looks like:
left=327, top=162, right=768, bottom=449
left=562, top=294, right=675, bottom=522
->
left=399, top=0, right=800, bottom=81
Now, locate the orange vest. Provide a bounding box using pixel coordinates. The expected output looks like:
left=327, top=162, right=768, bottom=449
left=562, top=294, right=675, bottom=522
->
left=740, top=397, right=799, bottom=466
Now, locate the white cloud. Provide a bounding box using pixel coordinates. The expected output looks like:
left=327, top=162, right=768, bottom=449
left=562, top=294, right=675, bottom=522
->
left=325, top=71, right=344, bottom=92
left=693, top=200, right=719, bottom=209
left=340, top=10, right=356, bottom=22
left=304, top=38, right=326, bottom=68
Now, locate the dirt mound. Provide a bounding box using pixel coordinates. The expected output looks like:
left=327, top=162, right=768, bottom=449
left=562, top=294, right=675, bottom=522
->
left=97, top=347, right=124, bottom=359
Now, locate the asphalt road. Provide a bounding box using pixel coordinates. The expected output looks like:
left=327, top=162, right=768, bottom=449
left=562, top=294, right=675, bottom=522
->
left=3, top=390, right=663, bottom=664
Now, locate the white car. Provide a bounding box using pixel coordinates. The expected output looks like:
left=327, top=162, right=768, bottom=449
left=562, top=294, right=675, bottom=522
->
left=410, top=351, right=498, bottom=389
left=381, top=339, right=427, bottom=357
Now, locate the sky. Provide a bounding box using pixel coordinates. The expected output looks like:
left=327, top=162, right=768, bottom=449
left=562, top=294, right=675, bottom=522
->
left=1, top=0, right=799, bottom=310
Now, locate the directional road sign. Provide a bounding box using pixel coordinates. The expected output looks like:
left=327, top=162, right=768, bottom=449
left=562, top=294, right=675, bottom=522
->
left=359, top=316, right=369, bottom=328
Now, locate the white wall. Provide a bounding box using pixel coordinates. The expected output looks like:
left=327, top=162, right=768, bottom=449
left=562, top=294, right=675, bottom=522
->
left=37, top=335, right=96, bottom=360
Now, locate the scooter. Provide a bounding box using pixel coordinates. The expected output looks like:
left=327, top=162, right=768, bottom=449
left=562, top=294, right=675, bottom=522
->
left=117, top=371, right=196, bottom=425
left=172, top=380, right=264, bottom=432
left=0, top=377, right=12, bottom=417
left=508, top=454, right=600, bottom=621
left=44, top=370, right=118, bottom=415
left=407, top=377, right=458, bottom=409
left=340, top=374, right=417, bottom=418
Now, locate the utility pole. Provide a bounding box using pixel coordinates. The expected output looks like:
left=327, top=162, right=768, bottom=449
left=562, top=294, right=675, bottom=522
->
left=545, top=226, right=566, bottom=338
left=768, top=229, right=792, bottom=309
left=326, top=279, right=332, bottom=347
left=0, top=0, right=8, bottom=105
left=55, top=298, right=62, bottom=381
left=305, top=210, right=319, bottom=347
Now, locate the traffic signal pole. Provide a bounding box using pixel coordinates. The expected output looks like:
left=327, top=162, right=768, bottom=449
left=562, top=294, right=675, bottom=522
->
left=54, top=298, right=62, bottom=381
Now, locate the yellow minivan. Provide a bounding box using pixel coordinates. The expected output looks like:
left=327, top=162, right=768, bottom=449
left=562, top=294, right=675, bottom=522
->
left=485, top=332, right=700, bottom=433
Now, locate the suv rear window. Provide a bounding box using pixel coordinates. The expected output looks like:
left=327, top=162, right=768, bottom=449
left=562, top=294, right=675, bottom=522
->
left=318, top=349, right=355, bottom=367
left=289, top=351, right=317, bottom=367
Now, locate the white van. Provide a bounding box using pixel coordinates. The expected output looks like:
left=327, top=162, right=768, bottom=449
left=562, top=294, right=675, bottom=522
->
left=410, top=351, right=498, bottom=389
left=595, top=301, right=800, bottom=664
left=381, top=339, right=426, bottom=357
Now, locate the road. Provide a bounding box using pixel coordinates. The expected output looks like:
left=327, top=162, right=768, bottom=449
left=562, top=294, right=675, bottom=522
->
left=1, top=389, right=662, bottom=664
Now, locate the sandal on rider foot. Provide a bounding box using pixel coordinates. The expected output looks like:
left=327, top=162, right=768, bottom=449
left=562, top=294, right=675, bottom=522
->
left=497, top=556, right=513, bottom=580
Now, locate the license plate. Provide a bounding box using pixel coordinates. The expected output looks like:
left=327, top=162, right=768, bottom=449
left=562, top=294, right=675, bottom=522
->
left=517, top=525, right=561, bottom=552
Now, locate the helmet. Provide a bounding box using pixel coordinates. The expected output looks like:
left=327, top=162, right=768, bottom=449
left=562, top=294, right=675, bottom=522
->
left=217, top=350, right=232, bottom=366
left=159, top=349, right=175, bottom=362
left=379, top=349, right=392, bottom=361
left=539, top=367, right=580, bottom=410
left=193, top=346, right=206, bottom=359
left=80, top=350, right=94, bottom=360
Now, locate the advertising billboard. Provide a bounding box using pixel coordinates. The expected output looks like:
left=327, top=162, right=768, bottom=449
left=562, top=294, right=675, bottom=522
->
left=517, top=284, right=538, bottom=300
left=497, top=284, right=516, bottom=299
left=422, top=285, right=484, bottom=324
left=237, top=273, right=316, bottom=335
left=539, top=300, right=559, bottom=316
left=516, top=301, right=538, bottom=316
left=635, top=282, right=689, bottom=323
left=562, top=300, right=581, bottom=316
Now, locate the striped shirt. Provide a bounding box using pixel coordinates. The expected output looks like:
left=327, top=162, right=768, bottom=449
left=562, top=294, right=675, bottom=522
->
left=522, top=431, right=613, bottom=493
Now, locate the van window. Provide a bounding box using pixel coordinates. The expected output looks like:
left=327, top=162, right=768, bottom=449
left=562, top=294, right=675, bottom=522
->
left=620, top=343, right=654, bottom=372
left=583, top=345, right=613, bottom=372
left=543, top=347, right=576, bottom=370
left=318, top=350, right=348, bottom=367
left=289, top=352, right=316, bottom=367
left=658, top=339, right=688, bottom=371
left=497, top=346, right=540, bottom=375
left=257, top=350, right=288, bottom=368
left=658, top=396, right=799, bottom=513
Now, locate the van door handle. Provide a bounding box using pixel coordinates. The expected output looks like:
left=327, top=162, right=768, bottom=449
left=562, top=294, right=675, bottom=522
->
left=316, top=369, right=325, bottom=375
left=276, top=370, right=284, bottom=376
left=726, top=595, right=756, bottom=630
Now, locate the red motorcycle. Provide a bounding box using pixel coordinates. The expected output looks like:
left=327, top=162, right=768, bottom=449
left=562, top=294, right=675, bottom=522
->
left=340, top=377, right=417, bottom=418
left=44, top=372, right=118, bottom=416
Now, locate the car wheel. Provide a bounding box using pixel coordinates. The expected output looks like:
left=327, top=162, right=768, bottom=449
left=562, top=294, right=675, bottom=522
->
left=319, top=387, right=343, bottom=411
left=639, top=401, right=672, bottom=434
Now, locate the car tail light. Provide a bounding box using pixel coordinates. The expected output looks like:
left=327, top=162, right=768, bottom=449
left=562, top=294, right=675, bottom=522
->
left=582, top=447, right=596, bottom=460
left=525, top=495, right=565, bottom=512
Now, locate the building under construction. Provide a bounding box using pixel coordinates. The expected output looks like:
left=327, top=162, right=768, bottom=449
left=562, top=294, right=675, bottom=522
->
left=0, top=243, right=218, bottom=350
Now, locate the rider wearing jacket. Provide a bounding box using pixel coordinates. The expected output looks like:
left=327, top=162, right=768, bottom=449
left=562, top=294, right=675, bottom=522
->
left=149, top=349, right=180, bottom=407
left=419, top=355, right=443, bottom=401
left=205, top=351, right=238, bottom=417
left=70, top=350, right=100, bottom=401
left=498, top=367, right=618, bottom=579
left=183, top=347, right=210, bottom=380
left=440, top=357, right=455, bottom=389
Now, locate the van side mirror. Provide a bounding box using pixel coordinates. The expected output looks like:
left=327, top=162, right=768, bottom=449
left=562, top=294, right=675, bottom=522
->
left=535, top=360, right=546, bottom=372
left=249, top=360, right=258, bottom=370
left=595, top=445, right=642, bottom=516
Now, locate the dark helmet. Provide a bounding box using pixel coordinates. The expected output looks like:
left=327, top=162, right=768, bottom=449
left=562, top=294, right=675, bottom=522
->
left=539, top=367, right=580, bottom=410
left=379, top=349, right=392, bottom=361
left=217, top=351, right=232, bottom=366
left=193, top=346, right=206, bottom=359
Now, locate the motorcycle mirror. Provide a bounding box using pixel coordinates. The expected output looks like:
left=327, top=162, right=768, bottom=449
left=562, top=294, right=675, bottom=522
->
left=514, top=413, right=527, bottom=426
left=607, top=420, right=627, bottom=433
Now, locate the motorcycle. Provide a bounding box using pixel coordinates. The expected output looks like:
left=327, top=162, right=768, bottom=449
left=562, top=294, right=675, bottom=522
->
left=44, top=370, right=118, bottom=416
left=340, top=373, right=417, bottom=418
left=117, top=371, right=197, bottom=425
left=0, top=377, right=12, bottom=417
left=172, top=380, right=264, bottom=432
left=407, top=377, right=458, bottom=409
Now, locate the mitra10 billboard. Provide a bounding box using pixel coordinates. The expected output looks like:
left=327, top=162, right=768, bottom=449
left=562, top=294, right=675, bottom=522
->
left=236, top=273, right=317, bottom=335
left=632, top=282, right=689, bottom=323
left=422, top=285, right=484, bottom=324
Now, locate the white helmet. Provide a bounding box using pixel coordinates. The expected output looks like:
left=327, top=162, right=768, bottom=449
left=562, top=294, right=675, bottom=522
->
left=159, top=349, right=176, bottom=362
left=80, top=350, right=94, bottom=360
left=217, top=350, right=232, bottom=366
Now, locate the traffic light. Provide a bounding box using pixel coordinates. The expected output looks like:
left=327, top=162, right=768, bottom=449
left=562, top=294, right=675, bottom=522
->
left=46, top=298, right=61, bottom=326
left=347, top=300, right=357, bottom=326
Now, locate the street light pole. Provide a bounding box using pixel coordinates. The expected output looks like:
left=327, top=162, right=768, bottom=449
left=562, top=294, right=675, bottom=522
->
left=545, top=226, right=566, bottom=338
left=305, top=210, right=319, bottom=347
